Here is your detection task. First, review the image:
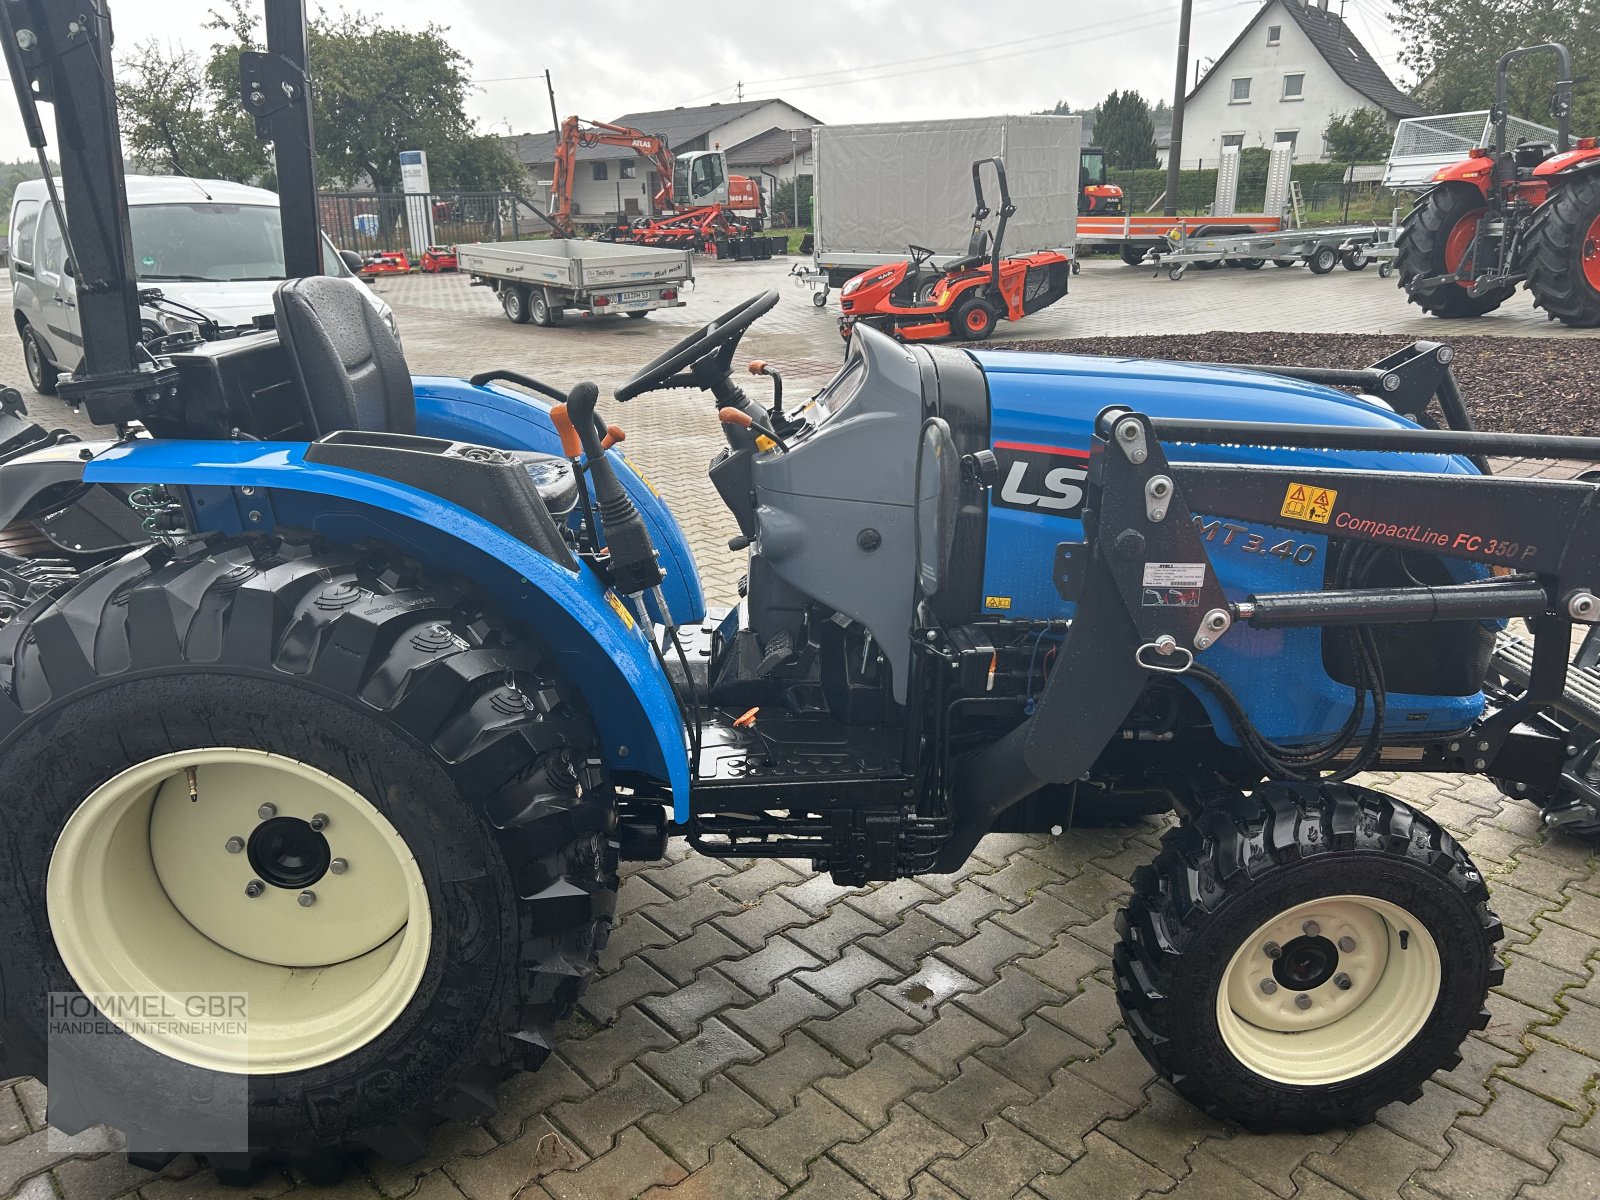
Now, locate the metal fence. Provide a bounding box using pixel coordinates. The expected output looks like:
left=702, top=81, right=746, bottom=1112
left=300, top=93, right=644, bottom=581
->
left=318, top=190, right=533, bottom=256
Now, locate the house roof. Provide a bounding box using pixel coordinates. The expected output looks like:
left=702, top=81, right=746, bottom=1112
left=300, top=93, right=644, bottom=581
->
left=726, top=126, right=813, bottom=166
left=1191, top=0, right=1425, bottom=118
left=507, top=99, right=821, bottom=167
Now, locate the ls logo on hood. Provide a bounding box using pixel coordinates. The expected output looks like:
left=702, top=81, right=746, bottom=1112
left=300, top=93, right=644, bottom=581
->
left=991, top=441, right=1089, bottom=518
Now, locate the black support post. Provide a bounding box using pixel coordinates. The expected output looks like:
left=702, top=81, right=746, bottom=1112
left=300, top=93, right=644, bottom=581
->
left=256, top=0, right=321, bottom=280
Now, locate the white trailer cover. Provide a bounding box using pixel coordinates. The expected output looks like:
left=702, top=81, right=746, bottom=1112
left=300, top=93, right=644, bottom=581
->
left=814, top=115, right=1080, bottom=257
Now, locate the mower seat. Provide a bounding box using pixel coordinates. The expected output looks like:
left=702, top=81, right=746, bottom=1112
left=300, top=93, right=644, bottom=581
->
left=943, top=230, right=992, bottom=275
left=273, top=275, right=415, bottom=437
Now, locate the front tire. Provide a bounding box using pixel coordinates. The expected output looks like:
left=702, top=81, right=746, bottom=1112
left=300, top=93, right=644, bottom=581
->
left=1396, top=183, right=1516, bottom=317
left=22, top=325, right=58, bottom=395
left=0, top=536, right=616, bottom=1180
left=1115, top=782, right=1501, bottom=1131
left=1524, top=171, right=1600, bottom=328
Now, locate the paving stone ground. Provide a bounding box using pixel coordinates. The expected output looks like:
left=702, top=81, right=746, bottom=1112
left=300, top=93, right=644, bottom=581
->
left=3, top=259, right=1599, bottom=1200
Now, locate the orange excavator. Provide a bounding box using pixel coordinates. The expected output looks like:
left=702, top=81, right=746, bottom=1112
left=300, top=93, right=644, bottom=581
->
left=547, top=115, right=765, bottom=250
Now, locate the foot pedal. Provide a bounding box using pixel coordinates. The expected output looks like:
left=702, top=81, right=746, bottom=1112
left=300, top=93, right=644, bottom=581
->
left=1493, top=634, right=1600, bottom=726
left=757, top=631, right=794, bottom=677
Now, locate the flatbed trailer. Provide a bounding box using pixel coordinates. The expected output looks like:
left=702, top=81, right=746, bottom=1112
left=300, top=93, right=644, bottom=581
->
left=1078, top=213, right=1283, bottom=265
left=1148, top=221, right=1395, bottom=280
left=458, top=239, right=694, bottom=327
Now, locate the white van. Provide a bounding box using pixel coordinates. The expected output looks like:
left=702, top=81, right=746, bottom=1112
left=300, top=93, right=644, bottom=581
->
left=10, top=175, right=399, bottom=395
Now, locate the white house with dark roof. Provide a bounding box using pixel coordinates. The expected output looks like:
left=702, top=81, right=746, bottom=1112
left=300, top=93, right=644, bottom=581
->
left=506, top=99, right=820, bottom=223
left=1173, top=0, right=1425, bottom=167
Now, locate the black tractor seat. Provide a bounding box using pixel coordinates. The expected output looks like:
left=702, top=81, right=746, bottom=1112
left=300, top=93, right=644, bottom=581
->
left=273, top=276, right=580, bottom=520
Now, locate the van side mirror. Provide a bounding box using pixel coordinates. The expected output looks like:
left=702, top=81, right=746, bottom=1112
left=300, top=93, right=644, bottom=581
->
left=62, top=258, right=75, bottom=278
left=338, top=249, right=363, bottom=274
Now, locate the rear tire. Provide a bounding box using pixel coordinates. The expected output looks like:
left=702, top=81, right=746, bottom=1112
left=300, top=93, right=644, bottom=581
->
left=0, top=536, right=616, bottom=1180
left=1115, top=782, right=1501, bottom=1131
left=626, top=310, right=649, bottom=319
left=1120, top=244, right=1149, bottom=267
left=529, top=289, right=554, bottom=327
left=1308, top=247, right=1339, bottom=275
left=1341, top=246, right=1371, bottom=271
left=1396, top=183, right=1515, bottom=317
left=22, top=325, right=58, bottom=396
left=1524, top=171, right=1600, bottom=328
left=502, top=285, right=532, bottom=325
left=953, top=295, right=997, bottom=340
left=1273, top=258, right=1299, bottom=268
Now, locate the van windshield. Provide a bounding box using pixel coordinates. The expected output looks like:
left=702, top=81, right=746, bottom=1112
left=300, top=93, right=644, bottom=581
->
left=127, top=201, right=350, bottom=282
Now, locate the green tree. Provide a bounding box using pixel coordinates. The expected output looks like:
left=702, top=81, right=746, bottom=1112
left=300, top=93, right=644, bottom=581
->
left=1323, top=107, right=1392, bottom=218
left=1095, top=90, right=1160, bottom=168
left=117, top=4, right=520, bottom=193
left=770, top=175, right=812, bottom=227
left=1391, top=0, right=1598, bottom=134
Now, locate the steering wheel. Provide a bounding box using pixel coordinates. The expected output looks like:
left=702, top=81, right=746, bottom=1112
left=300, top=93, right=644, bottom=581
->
left=908, top=244, right=937, bottom=265
left=615, top=290, right=779, bottom=402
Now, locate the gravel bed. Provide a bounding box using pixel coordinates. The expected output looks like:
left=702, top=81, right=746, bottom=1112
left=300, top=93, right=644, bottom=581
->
left=996, top=331, right=1600, bottom=438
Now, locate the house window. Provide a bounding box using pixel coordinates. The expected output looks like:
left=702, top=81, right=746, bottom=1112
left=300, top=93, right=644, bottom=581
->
left=1221, top=133, right=1245, bottom=150
left=620, top=162, right=636, bottom=180
left=1266, top=24, right=1281, bottom=44
left=1282, top=73, right=1305, bottom=99
left=1275, top=130, right=1299, bottom=155
left=591, top=162, right=608, bottom=181
left=802, top=151, right=813, bottom=166
left=1230, top=77, right=1252, bottom=103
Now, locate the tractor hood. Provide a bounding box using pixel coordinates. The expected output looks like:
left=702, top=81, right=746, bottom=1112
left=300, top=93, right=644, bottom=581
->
left=972, top=349, right=1481, bottom=477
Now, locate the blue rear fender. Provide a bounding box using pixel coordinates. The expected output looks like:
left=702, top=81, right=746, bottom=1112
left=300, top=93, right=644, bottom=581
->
left=412, top=375, right=705, bottom=627
left=971, top=351, right=1489, bottom=745
left=84, top=436, right=693, bottom=818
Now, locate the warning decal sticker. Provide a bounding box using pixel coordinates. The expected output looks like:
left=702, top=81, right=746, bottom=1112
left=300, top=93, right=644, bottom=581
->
left=1280, top=482, right=1338, bottom=524
left=1141, top=562, right=1205, bottom=608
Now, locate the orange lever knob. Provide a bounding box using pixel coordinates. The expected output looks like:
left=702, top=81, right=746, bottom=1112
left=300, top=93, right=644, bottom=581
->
left=601, top=424, right=626, bottom=451
left=747, top=359, right=768, bottom=375
left=550, top=405, right=583, bottom=458
left=718, top=407, right=754, bottom=428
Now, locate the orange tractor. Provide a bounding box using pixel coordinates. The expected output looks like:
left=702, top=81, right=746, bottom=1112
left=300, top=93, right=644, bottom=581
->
left=837, top=157, right=1071, bottom=342
left=547, top=115, right=763, bottom=250
left=1397, top=42, right=1600, bottom=326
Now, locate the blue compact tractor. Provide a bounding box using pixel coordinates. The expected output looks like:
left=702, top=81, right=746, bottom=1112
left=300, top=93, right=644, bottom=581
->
left=3, top=0, right=1600, bottom=1183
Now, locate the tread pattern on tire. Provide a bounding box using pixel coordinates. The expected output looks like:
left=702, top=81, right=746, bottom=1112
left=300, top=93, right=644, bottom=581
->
left=1395, top=183, right=1516, bottom=317
left=0, top=534, right=617, bottom=1182
left=1113, top=781, right=1503, bottom=1132
left=1524, top=170, right=1600, bottom=328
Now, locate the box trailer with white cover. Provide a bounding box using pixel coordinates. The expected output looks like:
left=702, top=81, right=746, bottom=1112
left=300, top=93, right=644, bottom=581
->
left=806, top=115, right=1080, bottom=295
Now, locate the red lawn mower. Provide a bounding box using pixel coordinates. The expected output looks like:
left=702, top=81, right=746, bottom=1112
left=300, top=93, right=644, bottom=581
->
left=838, top=157, right=1071, bottom=343
left=420, top=244, right=459, bottom=273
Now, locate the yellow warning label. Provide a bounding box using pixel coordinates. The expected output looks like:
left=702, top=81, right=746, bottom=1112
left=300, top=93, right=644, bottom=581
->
left=603, top=590, right=636, bottom=629
left=984, top=595, right=1013, bottom=610
left=622, top=454, right=659, bottom=497
left=1280, top=482, right=1338, bottom=525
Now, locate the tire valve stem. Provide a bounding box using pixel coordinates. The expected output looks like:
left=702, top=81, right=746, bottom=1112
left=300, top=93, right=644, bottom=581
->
left=186, top=766, right=199, bottom=803
left=1399, top=929, right=1410, bottom=950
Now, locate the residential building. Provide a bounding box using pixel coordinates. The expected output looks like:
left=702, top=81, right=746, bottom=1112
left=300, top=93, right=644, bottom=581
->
left=1172, top=0, right=1424, bottom=167
left=506, top=99, right=820, bottom=224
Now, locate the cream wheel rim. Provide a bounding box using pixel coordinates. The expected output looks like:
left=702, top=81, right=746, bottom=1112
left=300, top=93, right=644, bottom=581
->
left=47, top=748, right=432, bottom=1074
left=1216, top=895, right=1442, bottom=1085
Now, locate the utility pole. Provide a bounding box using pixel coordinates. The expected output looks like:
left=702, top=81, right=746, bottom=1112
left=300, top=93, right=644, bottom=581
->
left=544, top=69, right=560, bottom=132
left=737, top=80, right=744, bottom=102
left=1164, top=0, right=1193, bottom=217
left=791, top=130, right=799, bottom=226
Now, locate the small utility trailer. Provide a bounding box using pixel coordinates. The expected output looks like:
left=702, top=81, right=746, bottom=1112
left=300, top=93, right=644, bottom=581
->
left=458, top=238, right=694, bottom=327
left=1149, top=221, right=1395, bottom=280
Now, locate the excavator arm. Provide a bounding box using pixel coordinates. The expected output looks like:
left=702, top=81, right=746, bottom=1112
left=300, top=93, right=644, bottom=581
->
left=548, top=115, right=676, bottom=236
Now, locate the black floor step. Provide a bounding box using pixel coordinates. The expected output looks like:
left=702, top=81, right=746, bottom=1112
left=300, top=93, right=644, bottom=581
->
left=1493, top=635, right=1600, bottom=726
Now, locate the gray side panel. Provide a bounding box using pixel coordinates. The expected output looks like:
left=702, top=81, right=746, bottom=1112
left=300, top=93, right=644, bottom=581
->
left=814, top=116, right=1079, bottom=258
left=750, top=329, right=926, bottom=700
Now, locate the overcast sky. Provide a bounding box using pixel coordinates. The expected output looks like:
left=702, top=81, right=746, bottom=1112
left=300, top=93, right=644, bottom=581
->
left=0, top=0, right=1408, bottom=160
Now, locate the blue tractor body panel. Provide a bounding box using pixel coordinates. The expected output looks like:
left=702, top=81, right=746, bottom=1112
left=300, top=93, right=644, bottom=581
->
left=412, top=376, right=706, bottom=626
left=84, top=435, right=694, bottom=818
left=971, top=351, right=1486, bottom=744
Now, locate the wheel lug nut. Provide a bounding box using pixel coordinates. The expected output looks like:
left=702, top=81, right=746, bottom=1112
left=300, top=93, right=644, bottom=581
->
left=1260, top=978, right=1277, bottom=995
left=1263, top=941, right=1282, bottom=959
left=1302, top=920, right=1320, bottom=937
left=1334, top=973, right=1353, bottom=990
left=1338, top=936, right=1356, bottom=952
left=258, top=803, right=277, bottom=820
left=330, top=858, right=348, bottom=875
left=1295, top=993, right=1312, bottom=1010
left=225, top=836, right=244, bottom=854
left=310, top=812, right=329, bottom=832
left=244, top=880, right=264, bottom=898
left=298, top=890, right=316, bottom=907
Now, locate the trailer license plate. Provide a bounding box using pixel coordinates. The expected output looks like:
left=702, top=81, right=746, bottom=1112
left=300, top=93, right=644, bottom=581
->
left=617, top=290, right=650, bottom=303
